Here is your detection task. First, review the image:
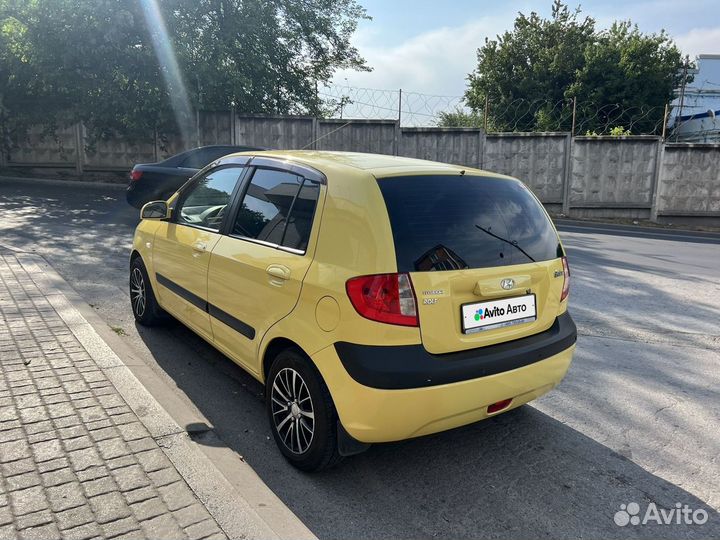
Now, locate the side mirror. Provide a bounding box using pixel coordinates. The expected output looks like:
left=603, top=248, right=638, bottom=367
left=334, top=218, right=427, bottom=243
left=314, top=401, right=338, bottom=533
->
left=140, top=200, right=170, bottom=220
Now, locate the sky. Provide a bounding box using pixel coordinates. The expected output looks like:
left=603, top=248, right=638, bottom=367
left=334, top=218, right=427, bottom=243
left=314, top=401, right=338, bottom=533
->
left=332, top=0, right=720, bottom=97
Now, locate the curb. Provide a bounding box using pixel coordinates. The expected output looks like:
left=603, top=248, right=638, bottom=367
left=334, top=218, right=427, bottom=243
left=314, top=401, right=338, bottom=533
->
left=554, top=219, right=720, bottom=243
left=0, top=175, right=126, bottom=191
left=2, top=244, right=317, bottom=540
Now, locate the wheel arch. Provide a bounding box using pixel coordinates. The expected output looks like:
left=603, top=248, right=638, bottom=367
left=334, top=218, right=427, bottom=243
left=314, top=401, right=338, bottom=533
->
left=261, top=337, right=307, bottom=383
left=129, top=249, right=142, bottom=266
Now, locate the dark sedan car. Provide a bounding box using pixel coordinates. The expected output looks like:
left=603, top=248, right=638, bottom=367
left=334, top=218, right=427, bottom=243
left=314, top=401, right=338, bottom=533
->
left=126, top=145, right=262, bottom=208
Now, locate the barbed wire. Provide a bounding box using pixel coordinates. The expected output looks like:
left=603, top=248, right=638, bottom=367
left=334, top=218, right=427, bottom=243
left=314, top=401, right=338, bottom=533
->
left=7, top=81, right=712, bottom=138
left=318, top=84, right=716, bottom=137
left=320, top=84, right=464, bottom=127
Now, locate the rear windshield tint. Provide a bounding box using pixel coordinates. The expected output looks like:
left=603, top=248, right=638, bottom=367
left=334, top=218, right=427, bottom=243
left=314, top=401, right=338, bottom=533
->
left=377, top=175, right=562, bottom=272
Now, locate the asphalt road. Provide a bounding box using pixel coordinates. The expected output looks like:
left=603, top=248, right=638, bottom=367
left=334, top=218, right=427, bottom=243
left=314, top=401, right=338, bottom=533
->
left=1, top=178, right=718, bottom=539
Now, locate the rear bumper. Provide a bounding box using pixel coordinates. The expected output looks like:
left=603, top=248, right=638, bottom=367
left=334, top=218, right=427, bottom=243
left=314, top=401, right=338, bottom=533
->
left=312, top=313, right=576, bottom=443
left=335, top=312, right=576, bottom=389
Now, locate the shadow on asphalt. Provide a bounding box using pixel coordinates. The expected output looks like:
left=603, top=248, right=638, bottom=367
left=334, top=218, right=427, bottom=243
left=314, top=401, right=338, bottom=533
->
left=0, top=185, right=138, bottom=282
left=135, top=318, right=719, bottom=540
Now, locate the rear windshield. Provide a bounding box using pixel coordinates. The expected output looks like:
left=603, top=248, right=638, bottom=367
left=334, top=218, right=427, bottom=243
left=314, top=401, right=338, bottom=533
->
left=377, top=175, right=562, bottom=272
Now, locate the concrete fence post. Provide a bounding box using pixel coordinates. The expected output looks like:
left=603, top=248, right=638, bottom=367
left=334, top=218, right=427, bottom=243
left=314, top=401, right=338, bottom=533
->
left=74, top=121, right=85, bottom=174
left=230, top=106, right=236, bottom=145
left=196, top=109, right=201, bottom=147
left=477, top=129, right=485, bottom=169
left=393, top=120, right=400, bottom=156
left=311, top=117, right=319, bottom=150
left=480, top=131, right=488, bottom=169
left=650, top=139, right=665, bottom=222
left=561, top=133, right=573, bottom=215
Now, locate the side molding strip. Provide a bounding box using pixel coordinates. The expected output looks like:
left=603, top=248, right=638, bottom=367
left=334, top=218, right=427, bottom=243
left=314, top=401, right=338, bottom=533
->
left=156, top=273, right=207, bottom=311
left=155, top=273, right=255, bottom=340
left=208, top=304, right=256, bottom=340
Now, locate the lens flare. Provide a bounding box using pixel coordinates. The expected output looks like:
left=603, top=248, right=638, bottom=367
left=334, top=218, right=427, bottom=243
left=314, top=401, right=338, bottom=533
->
left=139, top=0, right=194, bottom=147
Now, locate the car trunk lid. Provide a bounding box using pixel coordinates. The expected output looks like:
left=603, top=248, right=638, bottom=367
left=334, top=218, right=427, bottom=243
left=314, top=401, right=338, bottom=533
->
left=376, top=172, right=565, bottom=354
left=411, top=259, right=564, bottom=354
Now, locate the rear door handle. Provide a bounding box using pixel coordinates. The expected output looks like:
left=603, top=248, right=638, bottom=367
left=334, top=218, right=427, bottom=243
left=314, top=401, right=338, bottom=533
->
left=266, top=264, right=291, bottom=280
left=191, top=241, right=207, bottom=257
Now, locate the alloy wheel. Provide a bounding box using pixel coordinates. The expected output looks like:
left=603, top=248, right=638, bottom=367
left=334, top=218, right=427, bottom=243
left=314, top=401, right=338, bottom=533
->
left=130, top=268, right=146, bottom=318
left=270, top=367, right=315, bottom=454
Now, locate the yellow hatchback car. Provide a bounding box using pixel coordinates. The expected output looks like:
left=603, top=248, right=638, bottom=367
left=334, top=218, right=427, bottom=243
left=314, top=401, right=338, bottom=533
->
left=129, top=151, right=576, bottom=471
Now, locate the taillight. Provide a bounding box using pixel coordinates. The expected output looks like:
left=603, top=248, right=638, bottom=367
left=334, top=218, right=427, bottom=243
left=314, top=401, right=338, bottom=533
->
left=130, top=169, right=143, bottom=182
left=346, top=273, right=418, bottom=327
left=560, top=256, right=570, bottom=302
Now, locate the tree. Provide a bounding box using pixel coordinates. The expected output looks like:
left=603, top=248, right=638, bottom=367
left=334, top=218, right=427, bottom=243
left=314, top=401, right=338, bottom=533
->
left=465, top=1, right=594, bottom=132
left=0, top=0, right=369, bottom=153
left=1, top=0, right=169, bottom=144
left=464, top=1, right=685, bottom=134
left=569, top=22, right=684, bottom=135
left=436, top=107, right=484, bottom=128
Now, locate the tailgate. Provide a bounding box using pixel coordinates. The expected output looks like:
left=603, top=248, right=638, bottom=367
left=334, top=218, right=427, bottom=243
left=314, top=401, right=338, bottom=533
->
left=411, top=258, right=565, bottom=354
left=375, top=172, right=566, bottom=355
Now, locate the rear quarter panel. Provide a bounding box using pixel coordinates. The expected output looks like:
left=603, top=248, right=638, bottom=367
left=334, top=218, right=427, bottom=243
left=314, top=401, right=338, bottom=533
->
left=257, top=165, right=421, bottom=381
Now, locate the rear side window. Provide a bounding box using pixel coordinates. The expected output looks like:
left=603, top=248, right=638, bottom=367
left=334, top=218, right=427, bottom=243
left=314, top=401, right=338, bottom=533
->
left=232, top=168, right=320, bottom=252
left=377, top=175, right=562, bottom=272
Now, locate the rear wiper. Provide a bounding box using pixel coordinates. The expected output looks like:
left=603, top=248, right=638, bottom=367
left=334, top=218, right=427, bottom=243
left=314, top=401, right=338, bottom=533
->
left=475, top=224, right=536, bottom=262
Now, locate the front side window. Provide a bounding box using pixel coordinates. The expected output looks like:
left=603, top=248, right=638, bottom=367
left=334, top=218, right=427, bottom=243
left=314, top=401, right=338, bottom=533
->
left=232, top=168, right=320, bottom=252
left=176, top=167, right=242, bottom=231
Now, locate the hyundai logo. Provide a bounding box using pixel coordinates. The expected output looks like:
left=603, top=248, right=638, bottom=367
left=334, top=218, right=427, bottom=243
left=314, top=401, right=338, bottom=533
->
left=500, top=278, right=515, bottom=290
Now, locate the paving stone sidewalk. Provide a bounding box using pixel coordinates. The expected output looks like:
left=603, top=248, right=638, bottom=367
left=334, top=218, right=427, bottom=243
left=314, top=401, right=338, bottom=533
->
left=0, top=250, right=228, bottom=540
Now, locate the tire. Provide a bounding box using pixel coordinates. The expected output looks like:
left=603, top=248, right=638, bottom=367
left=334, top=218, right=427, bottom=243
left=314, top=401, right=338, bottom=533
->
left=266, top=348, right=343, bottom=472
left=129, top=257, right=166, bottom=326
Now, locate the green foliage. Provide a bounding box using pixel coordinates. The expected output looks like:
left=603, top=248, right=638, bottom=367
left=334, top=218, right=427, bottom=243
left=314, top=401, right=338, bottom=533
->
left=609, top=125, right=631, bottom=136
left=584, top=126, right=631, bottom=136
left=465, top=1, right=594, bottom=132
left=569, top=21, right=684, bottom=135
left=0, top=0, right=369, bottom=152
left=436, top=107, right=484, bottom=128
left=465, top=0, right=685, bottom=134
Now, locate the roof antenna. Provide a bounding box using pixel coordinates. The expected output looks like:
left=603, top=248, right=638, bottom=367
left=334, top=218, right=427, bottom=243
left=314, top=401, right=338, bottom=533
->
left=459, top=169, right=466, bottom=175
left=301, top=121, right=352, bottom=150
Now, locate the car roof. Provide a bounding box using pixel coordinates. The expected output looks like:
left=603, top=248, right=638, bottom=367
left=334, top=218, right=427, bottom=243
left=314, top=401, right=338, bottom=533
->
left=229, top=150, right=513, bottom=180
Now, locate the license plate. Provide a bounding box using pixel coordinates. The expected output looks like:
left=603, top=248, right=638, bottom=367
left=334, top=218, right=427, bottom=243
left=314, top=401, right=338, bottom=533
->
left=461, top=294, right=536, bottom=334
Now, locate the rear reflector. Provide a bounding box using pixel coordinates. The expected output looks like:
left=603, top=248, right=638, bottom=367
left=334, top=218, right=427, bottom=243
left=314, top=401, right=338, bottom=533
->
left=346, top=273, right=418, bottom=327
left=487, top=398, right=513, bottom=414
left=130, top=169, right=143, bottom=182
left=560, top=256, right=570, bottom=302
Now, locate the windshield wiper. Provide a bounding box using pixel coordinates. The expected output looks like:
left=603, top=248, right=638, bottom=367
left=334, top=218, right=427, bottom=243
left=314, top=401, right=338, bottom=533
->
left=475, top=224, right=536, bottom=262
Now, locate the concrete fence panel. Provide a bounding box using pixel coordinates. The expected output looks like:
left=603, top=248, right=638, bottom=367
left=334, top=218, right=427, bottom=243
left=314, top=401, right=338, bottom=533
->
left=570, top=136, right=659, bottom=208
left=483, top=133, right=567, bottom=204
left=316, top=119, right=397, bottom=154
left=154, top=134, right=186, bottom=162
left=85, top=137, right=156, bottom=170
left=656, top=144, right=720, bottom=217
left=235, top=115, right=314, bottom=150
left=8, top=124, right=77, bottom=167
left=199, top=111, right=233, bottom=146
left=4, top=113, right=720, bottom=225
left=399, top=127, right=482, bottom=167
